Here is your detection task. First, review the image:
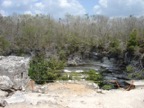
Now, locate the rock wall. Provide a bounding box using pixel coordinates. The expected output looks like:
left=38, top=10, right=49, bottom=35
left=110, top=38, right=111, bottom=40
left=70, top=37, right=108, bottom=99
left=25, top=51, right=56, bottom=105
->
left=0, top=56, right=30, bottom=90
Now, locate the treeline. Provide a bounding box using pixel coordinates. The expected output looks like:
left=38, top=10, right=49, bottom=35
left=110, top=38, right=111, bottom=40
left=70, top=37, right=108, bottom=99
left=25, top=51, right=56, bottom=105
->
left=0, top=14, right=144, bottom=59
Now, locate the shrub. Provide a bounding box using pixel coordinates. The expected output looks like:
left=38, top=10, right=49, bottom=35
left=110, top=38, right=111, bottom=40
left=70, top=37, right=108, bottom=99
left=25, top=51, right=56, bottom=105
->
left=128, top=72, right=144, bottom=79
left=59, top=73, right=72, bottom=80
left=101, top=84, right=114, bottom=90
left=126, top=65, right=134, bottom=73
left=0, top=36, right=9, bottom=55
left=28, top=56, right=65, bottom=84
left=58, top=50, right=67, bottom=61
left=47, top=57, right=66, bottom=70
left=59, top=74, right=69, bottom=80
left=70, top=72, right=81, bottom=80
left=108, top=38, right=122, bottom=57
left=127, top=29, right=138, bottom=54
left=86, top=69, right=103, bottom=86
left=86, top=69, right=103, bottom=81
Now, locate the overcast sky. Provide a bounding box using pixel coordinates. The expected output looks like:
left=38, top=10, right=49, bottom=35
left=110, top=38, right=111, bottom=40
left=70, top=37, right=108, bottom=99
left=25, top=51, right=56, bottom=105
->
left=1, top=0, right=144, bottom=17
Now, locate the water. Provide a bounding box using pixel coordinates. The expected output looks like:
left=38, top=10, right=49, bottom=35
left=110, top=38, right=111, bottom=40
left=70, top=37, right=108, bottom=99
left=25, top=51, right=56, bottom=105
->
left=63, top=59, right=128, bottom=81
left=64, top=60, right=115, bottom=73
left=64, top=65, right=100, bottom=73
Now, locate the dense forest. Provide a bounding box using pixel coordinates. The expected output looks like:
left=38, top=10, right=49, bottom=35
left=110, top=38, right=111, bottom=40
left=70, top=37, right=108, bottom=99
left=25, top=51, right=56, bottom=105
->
left=0, top=14, right=144, bottom=58
left=0, top=14, right=144, bottom=85
left=0, top=14, right=143, bottom=55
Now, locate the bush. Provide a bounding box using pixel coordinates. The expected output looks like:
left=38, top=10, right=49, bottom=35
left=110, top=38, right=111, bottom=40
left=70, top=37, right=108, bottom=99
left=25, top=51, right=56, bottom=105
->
left=70, top=72, right=81, bottom=80
left=47, top=57, right=66, bottom=70
left=128, top=72, right=144, bottom=79
left=86, top=70, right=116, bottom=90
left=108, top=38, right=122, bottom=57
left=0, top=36, right=9, bottom=55
left=59, top=73, right=72, bottom=80
left=28, top=56, right=65, bottom=84
left=101, top=84, right=114, bottom=90
left=86, top=69, right=103, bottom=86
left=126, top=65, right=134, bottom=73
left=86, top=70, right=103, bottom=81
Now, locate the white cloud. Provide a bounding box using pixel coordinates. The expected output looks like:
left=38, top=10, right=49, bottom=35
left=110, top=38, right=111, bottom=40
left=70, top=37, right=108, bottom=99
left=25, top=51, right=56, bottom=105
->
left=59, top=0, right=71, bottom=7
left=0, top=10, right=7, bottom=16
left=0, top=0, right=86, bottom=17
left=94, top=0, right=144, bottom=16
left=1, top=0, right=12, bottom=7
left=24, top=11, right=32, bottom=15
left=42, top=0, right=86, bottom=17
left=34, top=2, right=45, bottom=9
left=99, top=0, right=108, bottom=8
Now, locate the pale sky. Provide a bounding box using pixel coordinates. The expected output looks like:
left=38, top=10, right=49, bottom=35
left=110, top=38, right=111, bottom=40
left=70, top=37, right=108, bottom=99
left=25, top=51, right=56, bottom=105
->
left=0, top=0, right=144, bottom=17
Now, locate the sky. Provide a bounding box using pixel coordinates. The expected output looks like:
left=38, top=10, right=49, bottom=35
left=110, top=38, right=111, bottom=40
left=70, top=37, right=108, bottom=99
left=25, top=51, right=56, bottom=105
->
left=1, top=0, right=144, bottom=17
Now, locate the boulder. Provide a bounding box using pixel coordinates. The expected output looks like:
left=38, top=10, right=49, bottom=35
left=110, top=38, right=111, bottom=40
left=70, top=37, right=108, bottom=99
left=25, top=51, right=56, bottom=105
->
left=67, top=55, right=85, bottom=66
left=102, top=57, right=113, bottom=66
left=92, top=83, right=99, bottom=89
left=89, top=52, right=103, bottom=60
left=0, top=100, right=8, bottom=107
left=0, top=90, right=8, bottom=97
left=0, top=76, right=13, bottom=90
left=0, top=56, right=30, bottom=90
left=4, top=91, right=25, bottom=104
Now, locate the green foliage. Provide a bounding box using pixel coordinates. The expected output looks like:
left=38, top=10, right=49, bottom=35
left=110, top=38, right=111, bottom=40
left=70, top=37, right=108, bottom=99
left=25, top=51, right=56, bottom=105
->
left=127, top=29, right=138, bottom=53
left=86, top=69, right=103, bottom=81
left=28, top=56, right=65, bottom=84
left=86, top=69, right=103, bottom=86
left=101, top=84, right=114, bottom=90
left=59, top=73, right=72, bottom=80
left=70, top=72, right=81, bottom=80
left=59, top=74, right=69, bottom=80
left=58, top=50, right=67, bottom=61
left=67, top=34, right=82, bottom=54
left=109, top=38, right=121, bottom=56
left=138, top=37, right=144, bottom=48
left=85, top=70, right=116, bottom=90
left=47, top=57, right=65, bottom=70
left=126, top=65, right=134, bottom=73
left=0, top=36, right=9, bottom=55
left=128, top=72, right=144, bottom=79
left=28, top=56, right=48, bottom=84
left=0, top=14, right=144, bottom=58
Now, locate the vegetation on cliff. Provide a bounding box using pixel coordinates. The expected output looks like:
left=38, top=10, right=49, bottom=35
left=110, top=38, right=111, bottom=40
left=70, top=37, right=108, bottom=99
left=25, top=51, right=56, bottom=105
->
left=0, top=14, right=144, bottom=84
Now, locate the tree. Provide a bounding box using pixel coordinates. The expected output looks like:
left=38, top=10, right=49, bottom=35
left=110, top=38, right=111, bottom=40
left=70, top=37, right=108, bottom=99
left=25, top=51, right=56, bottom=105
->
left=127, top=29, right=138, bottom=54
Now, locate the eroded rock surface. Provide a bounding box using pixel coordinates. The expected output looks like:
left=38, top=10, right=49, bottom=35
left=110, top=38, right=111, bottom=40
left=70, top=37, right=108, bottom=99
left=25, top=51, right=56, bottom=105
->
left=2, top=81, right=144, bottom=108
left=0, top=76, right=14, bottom=91
left=0, top=56, right=30, bottom=90
left=0, top=90, right=8, bottom=98
left=67, top=55, right=85, bottom=66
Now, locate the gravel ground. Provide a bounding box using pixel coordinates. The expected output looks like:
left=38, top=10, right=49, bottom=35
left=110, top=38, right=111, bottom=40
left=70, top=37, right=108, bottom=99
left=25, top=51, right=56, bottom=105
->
left=1, top=80, right=144, bottom=108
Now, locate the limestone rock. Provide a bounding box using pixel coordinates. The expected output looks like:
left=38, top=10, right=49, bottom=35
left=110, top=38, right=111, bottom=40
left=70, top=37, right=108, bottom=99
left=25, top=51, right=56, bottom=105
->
left=0, top=56, right=30, bottom=90
left=0, top=76, right=14, bottom=90
left=92, top=83, right=99, bottom=89
left=5, top=91, right=25, bottom=104
left=67, top=55, right=85, bottom=66
left=97, top=89, right=103, bottom=93
left=0, top=90, right=8, bottom=98
left=0, top=100, right=8, bottom=107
